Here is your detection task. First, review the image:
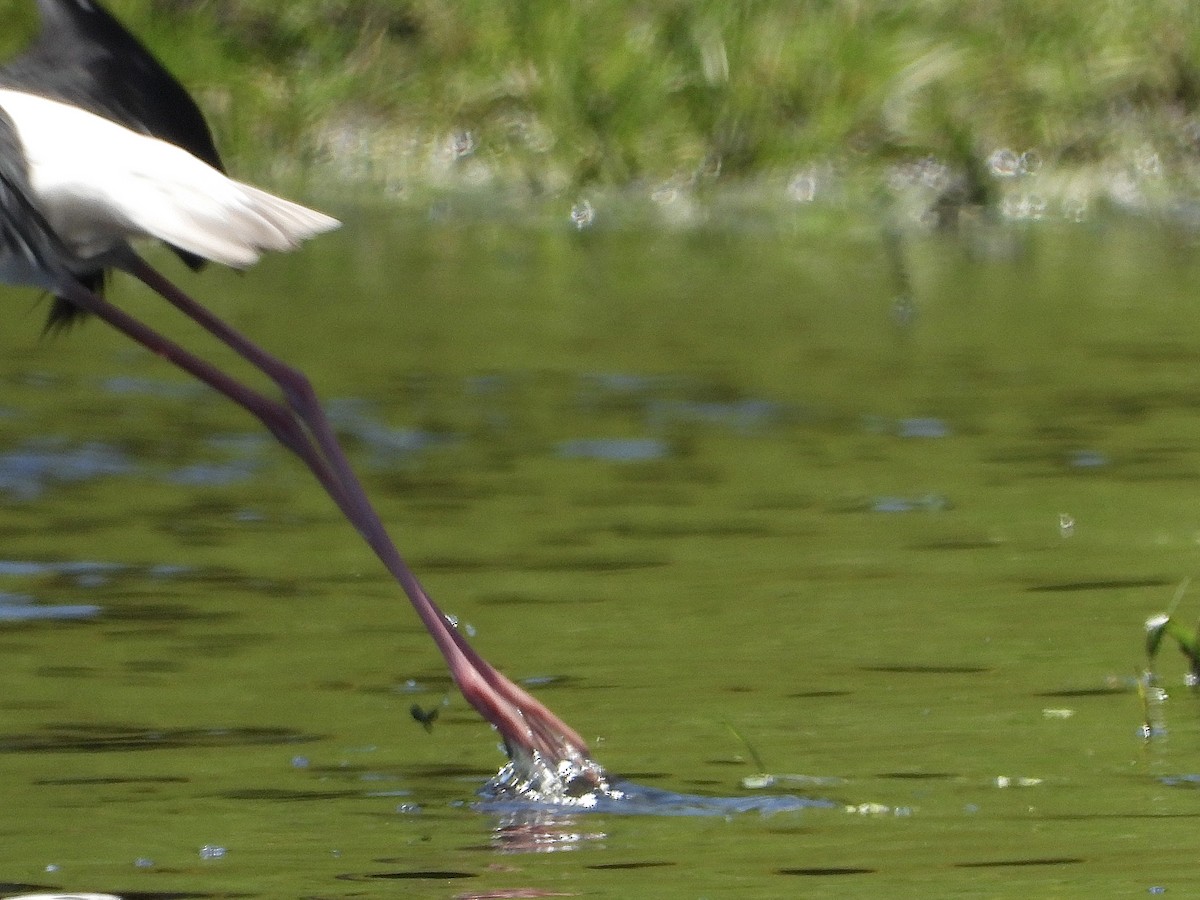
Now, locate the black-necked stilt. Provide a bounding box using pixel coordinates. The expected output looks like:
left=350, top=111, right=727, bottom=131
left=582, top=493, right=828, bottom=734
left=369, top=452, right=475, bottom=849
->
left=0, top=0, right=595, bottom=779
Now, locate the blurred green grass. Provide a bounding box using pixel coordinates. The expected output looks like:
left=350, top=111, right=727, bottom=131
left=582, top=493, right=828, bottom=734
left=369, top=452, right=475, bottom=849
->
left=5, top=1, right=1200, bottom=200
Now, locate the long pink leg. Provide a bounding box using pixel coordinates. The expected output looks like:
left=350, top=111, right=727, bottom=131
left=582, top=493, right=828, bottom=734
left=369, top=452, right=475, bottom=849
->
left=60, top=265, right=590, bottom=764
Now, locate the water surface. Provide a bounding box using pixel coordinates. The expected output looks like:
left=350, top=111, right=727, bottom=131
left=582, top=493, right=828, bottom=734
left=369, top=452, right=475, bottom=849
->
left=0, top=205, right=1198, bottom=897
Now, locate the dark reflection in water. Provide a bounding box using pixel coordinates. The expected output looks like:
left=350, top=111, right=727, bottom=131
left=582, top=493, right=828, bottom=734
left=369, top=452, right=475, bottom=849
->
left=859, top=665, right=991, bottom=674
left=34, top=775, right=189, bottom=785
left=338, top=870, right=477, bottom=880
left=1026, top=578, right=1171, bottom=592
left=778, top=867, right=876, bottom=876
left=953, top=857, right=1086, bottom=868
left=221, top=788, right=368, bottom=801
left=0, top=723, right=321, bottom=753
left=606, top=518, right=778, bottom=538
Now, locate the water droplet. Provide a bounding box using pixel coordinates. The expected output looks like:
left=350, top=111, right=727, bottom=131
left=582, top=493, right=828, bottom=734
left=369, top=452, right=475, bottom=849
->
left=787, top=171, right=818, bottom=202
left=890, top=293, right=917, bottom=327
left=988, top=148, right=1021, bottom=177
left=447, top=130, right=475, bottom=160
left=1001, top=194, right=1047, bottom=221
left=1135, top=147, right=1162, bottom=178
left=1062, top=196, right=1088, bottom=222
left=1069, top=450, right=1108, bottom=469
left=897, top=417, right=951, bottom=438
left=570, top=199, right=596, bottom=229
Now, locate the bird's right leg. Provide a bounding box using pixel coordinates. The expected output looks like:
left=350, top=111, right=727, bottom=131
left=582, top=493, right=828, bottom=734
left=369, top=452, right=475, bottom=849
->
left=58, top=272, right=592, bottom=767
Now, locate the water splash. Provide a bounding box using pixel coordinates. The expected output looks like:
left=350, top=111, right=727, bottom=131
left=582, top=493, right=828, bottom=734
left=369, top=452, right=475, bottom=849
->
left=478, top=755, right=834, bottom=817
left=484, top=753, right=618, bottom=808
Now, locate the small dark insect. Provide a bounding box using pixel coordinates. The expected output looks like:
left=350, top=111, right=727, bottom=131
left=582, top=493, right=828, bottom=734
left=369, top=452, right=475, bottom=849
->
left=410, top=704, right=439, bottom=732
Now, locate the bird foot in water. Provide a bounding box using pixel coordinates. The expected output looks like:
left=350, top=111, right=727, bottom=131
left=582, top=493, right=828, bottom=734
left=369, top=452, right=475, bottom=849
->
left=483, top=750, right=622, bottom=807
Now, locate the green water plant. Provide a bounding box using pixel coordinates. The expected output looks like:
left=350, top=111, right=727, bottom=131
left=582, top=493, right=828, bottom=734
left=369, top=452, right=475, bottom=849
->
left=1144, top=578, right=1200, bottom=685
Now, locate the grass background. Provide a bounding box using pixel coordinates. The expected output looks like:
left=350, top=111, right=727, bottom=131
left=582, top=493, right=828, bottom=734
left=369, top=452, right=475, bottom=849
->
left=6, top=1, right=1200, bottom=204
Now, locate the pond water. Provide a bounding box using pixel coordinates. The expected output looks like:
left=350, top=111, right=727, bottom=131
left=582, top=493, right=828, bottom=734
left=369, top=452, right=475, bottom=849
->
left=1, top=200, right=1199, bottom=897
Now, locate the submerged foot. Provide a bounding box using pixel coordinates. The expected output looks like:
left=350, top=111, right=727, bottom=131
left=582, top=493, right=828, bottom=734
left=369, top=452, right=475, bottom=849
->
left=484, top=747, right=621, bottom=806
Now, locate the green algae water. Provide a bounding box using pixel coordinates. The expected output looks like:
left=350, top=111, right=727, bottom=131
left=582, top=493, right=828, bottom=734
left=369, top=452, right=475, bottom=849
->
left=0, top=203, right=1199, bottom=897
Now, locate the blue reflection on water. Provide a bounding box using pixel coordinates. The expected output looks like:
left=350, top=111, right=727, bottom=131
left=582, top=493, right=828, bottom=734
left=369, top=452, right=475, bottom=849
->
left=871, top=494, right=952, bottom=513
left=0, top=438, right=133, bottom=499
left=327, top=398, right=459, bottom=464
left=1160, top=774, right=1200, bottom=787
left=0, top=559, right=191, bottom=605
left=862, top=415, right=952, bottom=438
left=0, top=590, right=100, bottom=621
left=166, top=458, right=261, bottom=486
left=557, top=438, right=670, bottom=462
left=0, top=559, right=128, bottom=581
left=1069, top=449, right=1109, bottom=468
left=646, top=398, right=782, bottom=433
left=897, top=417, right=951, bottom=438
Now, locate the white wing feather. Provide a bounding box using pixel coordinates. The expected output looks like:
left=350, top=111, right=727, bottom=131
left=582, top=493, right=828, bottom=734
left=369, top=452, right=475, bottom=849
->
left=0, top=88, right=339, bottom=268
